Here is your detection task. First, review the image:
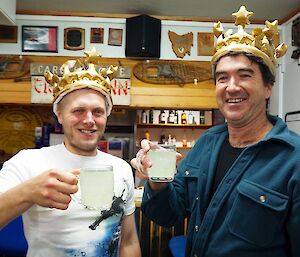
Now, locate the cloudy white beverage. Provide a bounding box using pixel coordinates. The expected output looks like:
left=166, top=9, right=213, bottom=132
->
left=80, top=165, right=114, bottom=210
left=148, top=144, right=176, bottom=182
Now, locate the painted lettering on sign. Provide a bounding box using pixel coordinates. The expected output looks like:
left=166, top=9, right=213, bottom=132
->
left=111, top=78, right=131, bottom=105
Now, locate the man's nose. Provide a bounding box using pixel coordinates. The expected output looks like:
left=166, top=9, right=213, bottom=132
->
left=226, top=77, right=240, bottom=91
left=83, top=112, right=95, bottom=125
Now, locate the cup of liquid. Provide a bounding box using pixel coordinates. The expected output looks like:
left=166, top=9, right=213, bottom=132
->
left=74, top=165, right=114, bottom=210
left=148, top=144, right=177, bottom=182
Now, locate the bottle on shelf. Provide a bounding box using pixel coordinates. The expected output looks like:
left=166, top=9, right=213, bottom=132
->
left=187, top=111, right=194, bottom=124
left=181, top=111, right=187, bottom=124
left=174, top=110, right=178, bottom=124
left=149, top=109, right=154, bottom=124
left=168, top=134, right=172, bottom=144
left=199, top=111, right=205, bottom=124
left=159, top=110, right=166, bottom=124
left=141, top=110, right=148, bottom=124
left=160, top=134, right=166, bottom=144
left=168, top=110, right=175, bottom=124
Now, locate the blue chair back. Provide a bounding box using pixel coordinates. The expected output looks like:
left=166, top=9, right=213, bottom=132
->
left=0, top=216, right=28, bottom=256
left=169, top=235, right=187, bottom=257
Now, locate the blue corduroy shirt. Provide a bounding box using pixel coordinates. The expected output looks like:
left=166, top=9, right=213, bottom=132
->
left=142, top=116, right=300, bottom=257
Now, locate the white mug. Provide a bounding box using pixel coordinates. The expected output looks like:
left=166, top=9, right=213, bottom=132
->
left=148, top=144, right=177, bottom=182
left=74, top=165, right=114, bottom=210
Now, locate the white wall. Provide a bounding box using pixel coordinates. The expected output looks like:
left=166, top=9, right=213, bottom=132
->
left=281, top=13, right=300, bottom=119
left=0, top=14, right=266, bottom=61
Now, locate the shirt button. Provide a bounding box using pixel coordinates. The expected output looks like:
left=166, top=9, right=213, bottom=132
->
left=259, top=195, right=266, bottom=202
left=195, top=225, right=199, bottom=232
left=196, top=197, right=199, bottom=201
left=185, top=170, right=190, bottom=176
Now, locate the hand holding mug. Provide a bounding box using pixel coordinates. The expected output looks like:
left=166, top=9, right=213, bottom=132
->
left=131, top=139, right=182, bottom=182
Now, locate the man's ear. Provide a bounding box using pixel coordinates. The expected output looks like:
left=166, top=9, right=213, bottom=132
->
left=265, top=83, right=273, bottom=100
left=56, top=109, right=63, bottom=124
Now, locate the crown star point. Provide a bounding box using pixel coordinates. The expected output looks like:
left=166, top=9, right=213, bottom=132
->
left=263, top=20, right=279, bottom=39
left=212, top=5, right=287, bottom=77
left=232, top=5, right=253, bottom=27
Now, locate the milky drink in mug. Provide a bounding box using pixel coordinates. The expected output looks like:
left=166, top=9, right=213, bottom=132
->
left=79, top=165, right=114, bottom=210
left=148, top=144, right=176, bottom=182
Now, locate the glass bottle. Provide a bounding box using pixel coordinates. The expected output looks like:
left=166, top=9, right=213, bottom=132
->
left=199, top=111, right=205, bottom=124
left=168, top=110, right=175, bottom=124
left=187, top=111, right=193, bottom=124
left=141, top=110, right=147, bottom=124
left=159, top=110, right=166, bottom=124
left=181, top=111, right=187, bottom=124
left=174, top=110, right=178, bottom=124
left=149, top=109, right=154, bottom=124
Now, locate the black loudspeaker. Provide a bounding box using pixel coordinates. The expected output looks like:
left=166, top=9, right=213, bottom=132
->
left=125, top=14, right=161, bottom=58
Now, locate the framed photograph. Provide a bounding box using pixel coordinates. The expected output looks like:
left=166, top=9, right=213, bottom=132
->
left=22, top=26, right=58, bottom=52
left=108, top=28, right=123, bottom=46
left=90, top=28, right=104, bottom=43
left=64, top=27, right=85, bottom=50
left=0, top=25, right=18, bottom=43
left=197, top=32, right=214, bottom=56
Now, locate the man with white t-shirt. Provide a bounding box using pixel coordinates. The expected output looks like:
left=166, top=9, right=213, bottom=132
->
left=0, top=48, right=141, bottom=257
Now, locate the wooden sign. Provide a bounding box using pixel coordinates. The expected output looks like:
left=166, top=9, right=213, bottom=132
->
left=30, top=64, right=60, bottom=103
left=111, top=78, right=131, bottom=106
left=30, top=64, right=131, bottom=106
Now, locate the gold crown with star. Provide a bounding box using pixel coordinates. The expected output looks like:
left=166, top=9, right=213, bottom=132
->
left=44, top=47, right=118, bottom=116
left=211, top=6, right=287, bottom=76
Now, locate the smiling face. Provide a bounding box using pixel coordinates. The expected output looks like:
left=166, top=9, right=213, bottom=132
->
left=56, top=88, right=107, bottom=156
left=215, top=54, right=272, bottom=128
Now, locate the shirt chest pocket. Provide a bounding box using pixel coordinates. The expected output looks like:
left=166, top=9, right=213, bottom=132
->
left=183, top=165, right=202, bottom=213
left=227, top=180, right=288, bottom=247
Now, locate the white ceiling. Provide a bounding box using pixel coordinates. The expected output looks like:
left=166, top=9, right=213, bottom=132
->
left=15, top=0, right=299, bottom=23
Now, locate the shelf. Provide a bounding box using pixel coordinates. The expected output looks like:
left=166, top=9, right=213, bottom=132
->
left=137, top=123, right=212, bottom=129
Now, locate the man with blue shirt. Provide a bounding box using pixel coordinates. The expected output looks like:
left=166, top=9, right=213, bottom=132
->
left=131, top=6, right=300, bottom=257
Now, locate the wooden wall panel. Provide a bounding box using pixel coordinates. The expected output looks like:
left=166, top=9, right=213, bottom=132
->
left=0, top=55, right=217, bottom=108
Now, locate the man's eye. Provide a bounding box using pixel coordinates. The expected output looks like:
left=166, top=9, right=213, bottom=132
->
left=73, top=109, right=84, bottom=113
left=217, top=76, right=227, bottom=82
left=240, top=73, right=251, bottom=78
left=94, top=110, right=105, bottom=117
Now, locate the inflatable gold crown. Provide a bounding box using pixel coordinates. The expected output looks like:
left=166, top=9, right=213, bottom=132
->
left=211, top=6, right=287, bottom=76
left=45, top=47, right=118, bottom=116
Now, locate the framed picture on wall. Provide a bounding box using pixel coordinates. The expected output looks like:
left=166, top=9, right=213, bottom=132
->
left=197, top=32, right=214, bottom=56
left=64, top=27, right=85, bottom=50
left=108, top=28, right=123, bottom=46
left=90, top=28, right=104, bottom=43
left=22, top=25, right=58, bottom=52
left=0, top=25, right=18, bottom=43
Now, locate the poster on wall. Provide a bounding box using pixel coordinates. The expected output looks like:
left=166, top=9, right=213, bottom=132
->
left=22, top=26, right=58, bottom=53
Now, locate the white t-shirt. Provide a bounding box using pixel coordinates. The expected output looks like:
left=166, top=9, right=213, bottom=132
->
left=0, top=144, right=135, bottom=257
